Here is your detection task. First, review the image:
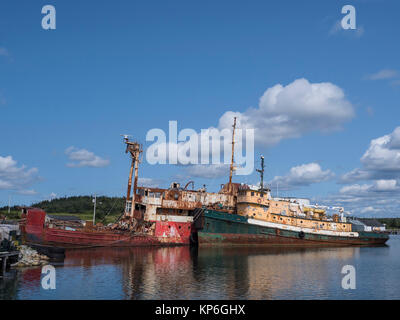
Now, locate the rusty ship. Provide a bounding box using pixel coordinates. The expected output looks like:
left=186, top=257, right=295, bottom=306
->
left=20, top=119, right=389, bottom=248
left=191, top=118, right=389, bottom=246
left=20, top=136, right=237, bottom=248
left=20, top=138, right=200, bottom=248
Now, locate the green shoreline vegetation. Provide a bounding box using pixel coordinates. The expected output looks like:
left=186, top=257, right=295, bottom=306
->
left=0, top=196, right=125, bottom=225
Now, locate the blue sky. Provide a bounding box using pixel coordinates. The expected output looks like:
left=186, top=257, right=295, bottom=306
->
left=1, top=0, right=399, bottom=217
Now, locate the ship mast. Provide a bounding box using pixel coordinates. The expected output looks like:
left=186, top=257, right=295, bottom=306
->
left=228, top=117, right=237, bottom=193
left=256, top=155, right=265, bottom=193
left=123, top=137, right=143, bottom=220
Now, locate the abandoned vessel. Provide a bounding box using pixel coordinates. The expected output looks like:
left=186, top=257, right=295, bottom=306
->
left=192, top=118, right=389, bottom=246
left=20, top=138, right=198, bottom=247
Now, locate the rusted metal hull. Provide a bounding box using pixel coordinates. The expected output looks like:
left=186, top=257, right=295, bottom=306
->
left=197, top=210, right=389, bottom=247
left=22, top=209, right=192, bottom=248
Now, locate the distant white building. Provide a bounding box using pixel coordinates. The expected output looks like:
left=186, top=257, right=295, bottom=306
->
left=358, top=219, right=386, bottom=232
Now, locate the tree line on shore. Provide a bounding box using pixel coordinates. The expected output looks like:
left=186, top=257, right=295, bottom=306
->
left=0, top=196, right=126, bottom=220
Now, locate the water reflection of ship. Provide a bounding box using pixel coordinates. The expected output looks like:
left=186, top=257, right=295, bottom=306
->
left=57, top=245, right=362, bottom=299
left=194, top=246, right=361, bottom=299
left=63, top=247, right=194, bottom=299
left=0, top=269, right=19, bottom=299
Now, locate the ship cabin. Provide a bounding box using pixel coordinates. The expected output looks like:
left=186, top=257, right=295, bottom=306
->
left=127, top=182, right=235, bottom=221
left=236, top=186, right=352, bottom=233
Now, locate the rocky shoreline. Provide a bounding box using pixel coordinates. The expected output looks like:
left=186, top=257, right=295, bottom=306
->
left=11, top=245, right=50, bottom=268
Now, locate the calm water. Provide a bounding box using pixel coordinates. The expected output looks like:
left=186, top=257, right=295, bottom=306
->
left=1, top=236, right=400, bottom=300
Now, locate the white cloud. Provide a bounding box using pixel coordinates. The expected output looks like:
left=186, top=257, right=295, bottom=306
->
left=0, top=47, right=9, bottom=57
left=185, top=164, right=230, bottom=179
left=360, top=206, right=380, bottom=214
left=339, top=180, right=398, bottom=195
left=145, top=79, right=353, bottom=177
left=333, top=178, right=400, bottom=216
left=270, top=163, right=333, bottom=189
left=360, top=128, right=400, bottom=172
left=0, top=92, right=6, bottom=106
left=329, top=20, right=342, bottom=35
left=0, top=155, right=39, bottom=193
left=17, top=189, right=38, bottom=196
left=317, top=129, right=400, bottom=217
left=341, top=127, right=400, bottom=183
left=218, top=78, right=354, bottom=146
left=65, top=147, right=110, bottom=168
left=137, top=177, right=163, bottom=188
left=329, top=20, right=364, bottom=38
left=339, top=183, right=371, bottom=195
left=365, top=69, right=398, bottom=80
left=374, top=179, right=397, bottom=191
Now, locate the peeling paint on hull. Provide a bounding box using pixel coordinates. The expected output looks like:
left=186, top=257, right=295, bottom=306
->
left=198, top=210, right=389, bottom=247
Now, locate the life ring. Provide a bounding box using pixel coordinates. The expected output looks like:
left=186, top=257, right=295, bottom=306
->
left=299, top=231, right=305, bottom=239
left=257, top=198, right=261, bottom=204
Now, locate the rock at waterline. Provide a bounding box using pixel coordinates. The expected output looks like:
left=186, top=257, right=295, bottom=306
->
left=10, top=245, right=50, bottom=268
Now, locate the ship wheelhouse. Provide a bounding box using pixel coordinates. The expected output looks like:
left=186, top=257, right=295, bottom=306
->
left=235, top=186, right=353, bottom=233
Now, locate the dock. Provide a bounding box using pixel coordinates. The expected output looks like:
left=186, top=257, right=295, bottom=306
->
left=0, top=251, right=19, bottom=277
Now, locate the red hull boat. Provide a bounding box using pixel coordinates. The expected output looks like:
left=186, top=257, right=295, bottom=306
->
left=21, top=208, right=192, bottom=248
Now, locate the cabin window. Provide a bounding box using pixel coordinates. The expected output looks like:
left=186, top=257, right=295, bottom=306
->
left=251, top=192, right=254, bottom=196
left=260, top=193, right=264, bottom=197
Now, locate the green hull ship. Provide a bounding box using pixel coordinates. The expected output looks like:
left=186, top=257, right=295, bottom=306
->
left=191, top=117, right=389, bottom=247
left=195, top=209, right=389, bottom=246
